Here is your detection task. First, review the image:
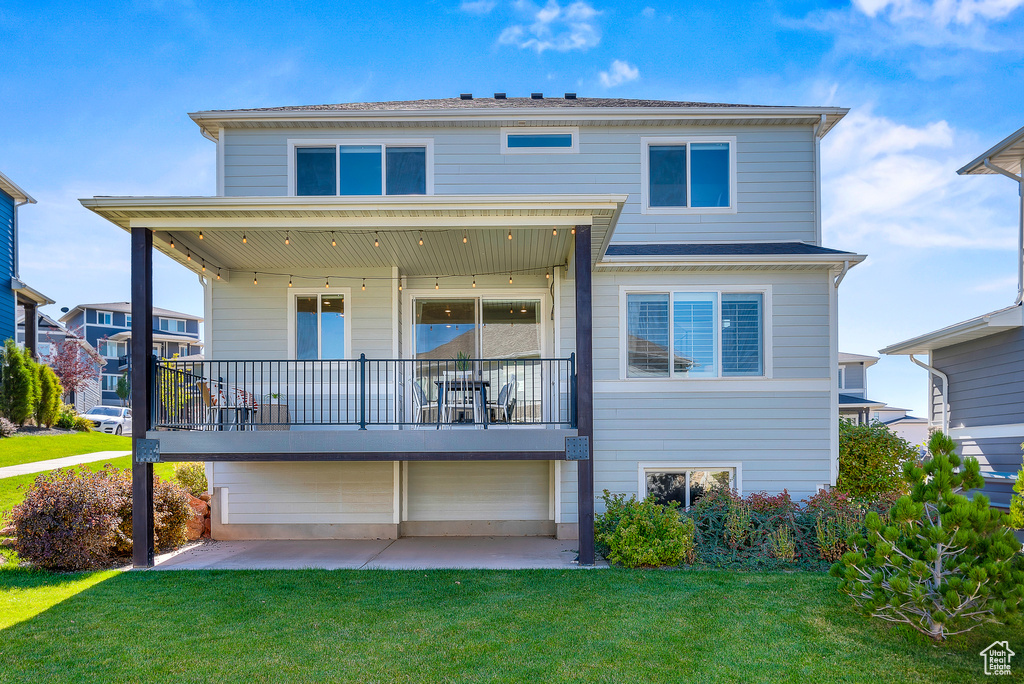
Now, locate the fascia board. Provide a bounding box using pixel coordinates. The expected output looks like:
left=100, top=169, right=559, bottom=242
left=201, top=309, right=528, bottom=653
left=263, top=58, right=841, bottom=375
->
left=880, top=305, right=1023, bottom=355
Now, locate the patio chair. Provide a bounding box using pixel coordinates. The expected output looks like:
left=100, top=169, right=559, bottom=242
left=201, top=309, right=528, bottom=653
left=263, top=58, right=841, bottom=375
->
left=196, top=381, right=220, bottom=430
left=410, top=380, right=432, bottom=424
left=487, top=374, right=517, bottom=423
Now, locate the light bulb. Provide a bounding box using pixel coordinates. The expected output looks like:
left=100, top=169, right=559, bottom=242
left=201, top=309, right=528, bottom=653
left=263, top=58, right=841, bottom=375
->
left=169, top=238, right=175, bottom=249
left=509, top=274, right=513, bottom=284
left=463, top=231, right=468, bottom=244
left=217, top=270, right=221, bottom=280
left=435, top=278, right=439, bottom=290
left=325, top=278, right=330, bottom=289
left=331, top=232, right=336, bottom=247
left=546, top=270, right=551, bottom=279
left=253, top=273, right=258, bottom=286
left=472, top=277, right=476, bottom=288
left=288, top=277, right=293, bottom=288
left=186, top=251, right=191, bottom=262
left=202, top=261, right=206, bottom=272
left=571, top=227, right=576, bottom=235
left=552, top=227, right=557, bottom=236
left=419, top=232, right=424, bottom=246
left=285, top=231, right=290, bottom=246
left=508, top=229, right=512, bottom=240
left=374, top=233, right=379, bottom=248
left=199, top=231, right=203, bottom=240
left=242, top=233, right=247, bottom=244
left=362, top=279, right=366, bottom=291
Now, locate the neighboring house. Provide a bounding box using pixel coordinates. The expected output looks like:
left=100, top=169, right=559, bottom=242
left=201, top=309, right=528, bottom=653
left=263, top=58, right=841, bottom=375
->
left=0, top=171, right=54, bottom=355
left=58, top=302, right=203, bottom=405
left=882, top=125, right=1024, bottom=508
left=16, top=310, right=103, bottom=412
left=836, top=351, right=927, bottom=445
left=81, top=94, right=865, bottom=567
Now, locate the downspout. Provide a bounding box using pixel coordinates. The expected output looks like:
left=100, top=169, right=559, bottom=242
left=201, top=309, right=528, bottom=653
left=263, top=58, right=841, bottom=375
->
left=982, top=157, right=1023, bottom=305
left=910, top=354, right=948, bottom=434
left=833, top=259, right=850, bottom=288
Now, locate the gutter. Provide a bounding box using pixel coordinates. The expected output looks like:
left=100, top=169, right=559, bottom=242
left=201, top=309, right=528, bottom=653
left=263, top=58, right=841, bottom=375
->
left=982, top=157, right=1024, bottom=305
left=910, top=354, right=948, bottom=434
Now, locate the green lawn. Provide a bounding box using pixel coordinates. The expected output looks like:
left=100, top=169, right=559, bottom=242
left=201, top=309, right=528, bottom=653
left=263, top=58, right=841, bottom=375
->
left=0, top=456, right=175, bottom=517
left=0, top=568, right=1016, bottom=683
left=0, top=433, right=131, bottom=469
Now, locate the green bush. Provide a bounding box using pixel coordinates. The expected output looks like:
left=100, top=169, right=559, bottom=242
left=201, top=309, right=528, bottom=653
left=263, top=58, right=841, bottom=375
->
left=769, top=525, right=797, bottom=562
left=838, top=419, right=918, bottom=499
left=54, top=403, right=77, bottom=430
left=596, top=492, right=696, bottom=568
left=1010, top=444, right=1024, bottom=530
left=34, top=364, right=63, bottom=428
left=0, top=339, right=38, bottom=425
left=72, top=415, right=93, bottom=432
left=173, top=462, right=208, bottom=497
left=10, top=468, right=125, bottom=570
left=831, top=432, right=1024, bottom=640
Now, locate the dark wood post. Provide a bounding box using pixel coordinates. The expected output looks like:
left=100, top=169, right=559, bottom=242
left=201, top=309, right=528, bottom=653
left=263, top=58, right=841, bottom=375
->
left=574, top=225, right=595, bottom=566
left=131, top=227, right=155, bottom=568
left=22, top=300, right=37, bottom=358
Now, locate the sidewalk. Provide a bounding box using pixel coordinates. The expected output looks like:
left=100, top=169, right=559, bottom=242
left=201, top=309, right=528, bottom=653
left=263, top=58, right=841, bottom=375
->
left=0, top=451, right=132, bottom=479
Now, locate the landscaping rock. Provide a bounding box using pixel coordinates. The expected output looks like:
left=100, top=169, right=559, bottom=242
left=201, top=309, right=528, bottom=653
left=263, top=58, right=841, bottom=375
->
left=185, top=516, right=205, bottom=541
left=0, top=525, right=14, bottom=537
left=0, top=538, right=15, bottom=548
left=188, top=496, right=209, bottom=517
left=203, top=517, right=211, bottom=537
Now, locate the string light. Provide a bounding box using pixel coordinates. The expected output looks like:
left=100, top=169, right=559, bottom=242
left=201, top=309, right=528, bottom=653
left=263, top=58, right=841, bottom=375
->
left=434, top=277, right=439, bottom=290
left=419, top=231, right=424, bottom=246
left=169, top=237, right=175, bottom=249
left=325, top=277, right=330, bottom=289
left=285, top=231, right=290, bottom=246
left=507, top=229, right=513, bottom=240
left=509, top=273, right=513, bottom=284
left=216, top=269, right=221, bottom=280
left=552, top=227, right=557, bottom=236
left=288, top=276, right=293, bottom=288
left=242, top=233, right=247, bottom=244
left=398, top=282, right=402, bottom=292
left=253, top=273, right=258, bottom=286
left=571, top=227, right=576, bottom=235
left=201, top=260, right=206, bottom=272
left=199, top=231, right=203, bottom=240
left=463, top=231, right=468, bottom=244
left=186, top=250, right=191, bottom=262
left=362, top=278, right=366, bottom=291
left=331, top=232, right=336, bottom=247
left=374, top=232, right=379, bottom=248
left=546, top=270, right=551, bottom=280
left=472, top=276, right=476, bottom=288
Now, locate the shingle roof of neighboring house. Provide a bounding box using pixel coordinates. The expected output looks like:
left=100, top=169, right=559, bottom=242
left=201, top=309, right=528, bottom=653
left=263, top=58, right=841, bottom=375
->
left=604, top=242, right=855, bottom=257
left=0, top=170, right=35, bottom=204
left=883, top=415, right=925, bottom=425
left=838, top=393, right=886, bottom=407
left=59, top=302, right=203, bottom=324
left=838, top=351, right=879, bottom=366
left=210, top=97, right=770, bottom=112
left=880, top=303, right=1022, bottom=355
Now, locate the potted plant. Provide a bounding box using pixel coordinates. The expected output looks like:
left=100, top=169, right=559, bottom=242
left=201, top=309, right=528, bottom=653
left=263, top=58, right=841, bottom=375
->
left=257, top=392, right=290, bottom=431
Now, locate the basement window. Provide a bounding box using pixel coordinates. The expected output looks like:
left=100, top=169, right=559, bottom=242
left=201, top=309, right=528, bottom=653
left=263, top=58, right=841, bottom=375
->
left=642, top=466, right=737, bottom=509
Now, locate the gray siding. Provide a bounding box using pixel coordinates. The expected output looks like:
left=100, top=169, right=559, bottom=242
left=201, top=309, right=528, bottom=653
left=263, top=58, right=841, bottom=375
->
left=934, top=328, right=1024, bottom=427
left=841, top=362, right=865, bottom=392
left=222, top=125, right=817, bottom=245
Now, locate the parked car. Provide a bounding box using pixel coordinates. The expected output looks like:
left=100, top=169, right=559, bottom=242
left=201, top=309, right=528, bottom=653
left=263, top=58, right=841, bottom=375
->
left=81, top=405, right=132, bottom=435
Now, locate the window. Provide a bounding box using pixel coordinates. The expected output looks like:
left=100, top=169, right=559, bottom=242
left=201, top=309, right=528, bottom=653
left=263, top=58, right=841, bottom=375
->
left=641, top=137, right=735, bottom=213
left=96, top=311, right=112, bottom=326
left=159, top=318, right=187, bottom=333
left=98, top=341, right=126, bottom=358
left=295, top=294, right=346, bottom=360
left=37, top=343, right=51, bottom=358
left=625, top=291, right=764, bottom=378
left=101, top=375, right=119, bottom=392
left=642, top=466, right=737, bottom=509
left=125, top=314, right=132, bottom=327
left=291, top=140, right=432, bottom=196
left=837, top=367, right=845, bottom=390
left=501, top=127, right=578, bottom=154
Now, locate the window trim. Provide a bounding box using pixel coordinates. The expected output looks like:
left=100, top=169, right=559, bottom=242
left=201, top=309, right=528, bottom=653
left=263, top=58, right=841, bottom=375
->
left=286, top=287, right=353, bottom=360
left=638, top=462, right=743, bottom=503
left=96, top=311, right=113, bottom=326
left=500, top=126, right=579, bottom=154
left=159, top=318, right=187, bottom=333
left=640, top=136, right=737, bottom=215
left=287, top=138, right=434, bottom=197
left=618, top=285, right=772, bottom=381
left=101, top=374, right=120, bottom=392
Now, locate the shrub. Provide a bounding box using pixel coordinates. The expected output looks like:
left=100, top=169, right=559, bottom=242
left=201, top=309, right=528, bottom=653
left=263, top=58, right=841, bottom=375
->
left=10, top=468, right=125, bottom=570
left=724, top=501, right=754, bottom=549
left=1010, top=444, right=1024, bottom=530
left=596, top=492, right=696, bottom=568
left=0, top=417, right=15, bottom=437
left=831, top=432, right=1024, bottom=640
left=0, top=339, right=38, bottom=425
left=769, top=525, right=797, bottom=562
left=110, top=471, right=194, bottom=555
left=72, top=415, right=93, bottom=432
left=838, top=419, right=918, bottom=499
left=173, top=462, right=208, bottom=497
left=54, top=403, right=77, bottom=430
left=34, top=364, right=63, bottom=428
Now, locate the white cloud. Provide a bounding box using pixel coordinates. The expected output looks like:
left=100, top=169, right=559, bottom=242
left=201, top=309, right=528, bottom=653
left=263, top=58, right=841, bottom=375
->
left=497, top=0, right=603, bottom=53
left=852, top=0, right=1024, bottom=25
left=822, top=107, right=1018, bottom=250
left=460, top=0, right=496, bottom=14
left=598, top=59, right=639, bottom=87
left=641, top=6, right=655, bottom=17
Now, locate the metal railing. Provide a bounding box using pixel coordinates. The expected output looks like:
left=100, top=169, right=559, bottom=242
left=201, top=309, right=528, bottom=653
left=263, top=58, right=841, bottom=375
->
left=152, top=355, right=576, bottom=431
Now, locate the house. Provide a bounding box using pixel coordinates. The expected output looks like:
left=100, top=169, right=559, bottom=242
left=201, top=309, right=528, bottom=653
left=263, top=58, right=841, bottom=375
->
left=80, top=94, right=865, bottom=568
left=881, top=124, right=1024, bottom=508
left=0, top=171, right=54, bottom=356
left=58, top=302, right=203, bottom=405
left=836, top=351, right=927, bottom=445
left=16, top=310, right=103, bottom=412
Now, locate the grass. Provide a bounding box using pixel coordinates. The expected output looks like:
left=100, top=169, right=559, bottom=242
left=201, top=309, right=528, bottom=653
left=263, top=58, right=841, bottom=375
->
left=0, top=456, right=175, bottom=518
left=0, top=433, right=131, bottom=469
left=0, top=568, right=1016, bottom=683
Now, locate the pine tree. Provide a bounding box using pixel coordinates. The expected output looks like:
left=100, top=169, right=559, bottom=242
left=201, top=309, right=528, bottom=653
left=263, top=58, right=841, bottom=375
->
left=1010, top=445, right=1023, bottom=530
left=831, top=431, right=1024, bottom=640
left=0, top=339, right=36, bottom=425
left=35, top=364, right=63, bottom=428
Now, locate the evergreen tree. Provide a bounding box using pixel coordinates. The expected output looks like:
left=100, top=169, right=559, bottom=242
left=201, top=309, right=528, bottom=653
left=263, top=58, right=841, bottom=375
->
left=35, top=364, right=63, bottom=428
left=0, top=339, right=36, bottom=425
left=831, top=431, right=1024, bottom=640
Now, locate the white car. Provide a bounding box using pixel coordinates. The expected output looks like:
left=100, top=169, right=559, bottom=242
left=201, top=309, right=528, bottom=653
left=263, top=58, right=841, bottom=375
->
left=82, top=406, right=133, bottom=435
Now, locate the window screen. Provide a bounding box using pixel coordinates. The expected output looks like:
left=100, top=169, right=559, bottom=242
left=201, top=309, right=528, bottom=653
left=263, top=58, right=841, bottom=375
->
left=690, top=143, right=730, bottom=207
left=721, top=293, right=762, bottom=376
left=339, top=145, right=382, bottom=195
left=627, top=294, right=670, bottom=377
left=385, top=146, right=426, bottom=195
left=673, top=293, right=716, bottom=377
left=648, top=145, right=687, bottom=207
left=296, top=147, right=336, bottom=196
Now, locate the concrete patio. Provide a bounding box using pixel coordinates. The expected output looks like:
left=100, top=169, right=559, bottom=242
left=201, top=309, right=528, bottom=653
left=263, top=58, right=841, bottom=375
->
left=152, top=537, right=603, bottom=571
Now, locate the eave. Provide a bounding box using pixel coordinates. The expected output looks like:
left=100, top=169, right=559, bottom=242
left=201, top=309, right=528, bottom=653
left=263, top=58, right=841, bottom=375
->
left=0, top=171, right=35, bottom=204
left=880, top=304, right=1023, bottom=355
left=595, top=252, right=866, bottom=273
left=958, top=124, right=1024, bottom=176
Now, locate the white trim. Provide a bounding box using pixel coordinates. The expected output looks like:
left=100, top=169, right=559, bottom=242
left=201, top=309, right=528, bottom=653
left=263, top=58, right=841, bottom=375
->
left=553, top=266, right=562, bottom=358
left=637, top=462, right=743, bottom=501
left=219, top=487, right=229, bottom=525
left=286, top=137, right=435, bottom=197
left=216, top=126, right=225, bottom=197
left=950, top=423, right=1024, bottom=440
left=96, top=311, right=113, bottom=326
left=639, top=136, right=737, bottom=215
left=285, top=287, right=353, bottom=359
left=391, top=266, right=400, bottom=358
left=500, top=126, right=579, bottom=154
left=617, top=284, right=773, bottom=381
left=597, top=378, right=829, bottom=393
left=553, top=460, right=562, bottom=524
left=829, top=268, right=840, bottom=486
left=393, top=461, right=401, bottom=525
left=401, top=461, right=409, bottom=522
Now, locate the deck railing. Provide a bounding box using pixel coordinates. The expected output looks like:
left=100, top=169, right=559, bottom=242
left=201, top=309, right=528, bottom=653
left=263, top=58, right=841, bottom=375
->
left=152, top=355, right=577, bottom=431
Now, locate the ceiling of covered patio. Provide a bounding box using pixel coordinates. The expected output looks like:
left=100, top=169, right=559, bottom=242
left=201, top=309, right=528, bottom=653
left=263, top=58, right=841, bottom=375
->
left=80, top=194, right=625, bottom=280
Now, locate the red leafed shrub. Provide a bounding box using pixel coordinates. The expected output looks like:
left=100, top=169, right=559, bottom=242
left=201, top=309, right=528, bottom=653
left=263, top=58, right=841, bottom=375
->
left=746, top=490, right=796, bottom=515
left=10, top=468, right=126, bottom=571
left=108, top=470, right=193, bottom=555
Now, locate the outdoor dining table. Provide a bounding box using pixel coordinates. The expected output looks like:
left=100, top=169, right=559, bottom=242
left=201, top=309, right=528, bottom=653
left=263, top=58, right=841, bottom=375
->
left=434, top=379, right=490, bottom=429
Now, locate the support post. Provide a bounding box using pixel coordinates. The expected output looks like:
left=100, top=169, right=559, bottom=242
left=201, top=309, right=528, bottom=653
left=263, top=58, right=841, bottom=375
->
left=131, top=227, right=155, bottom=568
left=574, top=225, right=595, bottom=566
left=22, top=299, right=37, bottom=358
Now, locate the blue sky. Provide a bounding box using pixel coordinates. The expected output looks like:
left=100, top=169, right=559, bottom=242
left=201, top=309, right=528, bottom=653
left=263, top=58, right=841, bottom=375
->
left=2, top=0, right=1023, bottom=414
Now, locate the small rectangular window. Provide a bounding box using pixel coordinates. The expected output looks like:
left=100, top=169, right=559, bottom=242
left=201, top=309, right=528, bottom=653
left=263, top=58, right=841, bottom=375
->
left=96, top=311, right=112, bottom=326
left=690, top=142, right=730, bottom=208
left=296, top=147, right=337, bottom=196
left=296, top=294, right=346, bottom=360
left=102, top=375, right=119, bottom=391
left=501, top=127, right=578, bottom=154
left=642, top=138, right=734, bottom=212
left=125, top=315, right=132, bottom=327
left=649, top=145, right=688, bottom=207
left=645, top=468, right=734, bottom=509
left=626, top=294, right=670, bottom=378
left=507, top=133, right=573, bottom=148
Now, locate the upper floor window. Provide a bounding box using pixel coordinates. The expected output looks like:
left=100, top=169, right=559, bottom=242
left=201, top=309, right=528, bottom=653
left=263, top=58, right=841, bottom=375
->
left=500, top=127, right=578, bottom=154
left=640, top=137, right=736, bottom=214
left=96, top=311, right=112, bottom=326
left=125, top=314, right=132, bottom=327
left=98, top=340, right=126, bottom=358
left=290, top=139, right=433, bottom=197
left=159, top=318, right=187, bottom=333
left=625, top=290, right=764, bottom=379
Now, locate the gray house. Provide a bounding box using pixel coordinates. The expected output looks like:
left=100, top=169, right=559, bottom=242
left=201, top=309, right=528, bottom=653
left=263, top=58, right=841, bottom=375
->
left=882, top=125, right=1024, bottom=508
left=81, top=95, right=865, bottom=567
